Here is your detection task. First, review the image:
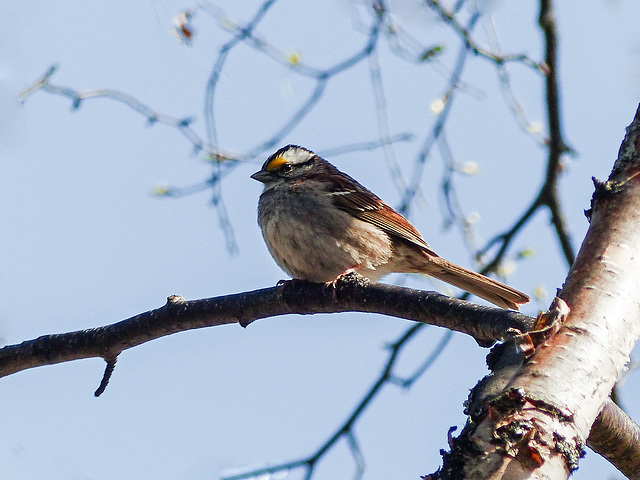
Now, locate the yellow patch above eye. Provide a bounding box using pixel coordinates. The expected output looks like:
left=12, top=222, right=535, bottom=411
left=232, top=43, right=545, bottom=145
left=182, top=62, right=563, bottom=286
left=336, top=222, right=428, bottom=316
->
left=265, top=155, right=289, bottom=171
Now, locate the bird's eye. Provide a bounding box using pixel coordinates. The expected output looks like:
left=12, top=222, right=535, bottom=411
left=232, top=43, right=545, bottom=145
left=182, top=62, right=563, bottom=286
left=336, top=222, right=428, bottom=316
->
left=281, top=164, right=293, bottom=173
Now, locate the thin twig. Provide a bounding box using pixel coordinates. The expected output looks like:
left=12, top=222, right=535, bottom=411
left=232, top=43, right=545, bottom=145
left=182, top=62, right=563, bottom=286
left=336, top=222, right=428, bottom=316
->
left=425, top=0, right=542, bottom=72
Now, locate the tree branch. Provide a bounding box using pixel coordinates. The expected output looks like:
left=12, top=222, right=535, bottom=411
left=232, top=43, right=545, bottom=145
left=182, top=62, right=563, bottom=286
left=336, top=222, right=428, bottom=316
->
left=0, top=276, right=534, bottom=387
left=538, top=0, right=575, bottom=267
left=428, top=104, right=640, bottom=479
left=588, top=398, right=640, bottom=479
left=425, top=0, right=541, bottom=72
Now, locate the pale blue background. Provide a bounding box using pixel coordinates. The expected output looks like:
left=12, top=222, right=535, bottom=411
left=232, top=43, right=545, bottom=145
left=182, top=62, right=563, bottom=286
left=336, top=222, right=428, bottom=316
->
left=1, top=1, right=639, bottom=479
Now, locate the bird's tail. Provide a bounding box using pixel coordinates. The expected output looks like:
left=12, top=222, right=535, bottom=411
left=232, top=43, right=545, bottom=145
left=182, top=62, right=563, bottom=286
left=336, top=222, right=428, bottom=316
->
left=427, top=256, right=529, bottom=310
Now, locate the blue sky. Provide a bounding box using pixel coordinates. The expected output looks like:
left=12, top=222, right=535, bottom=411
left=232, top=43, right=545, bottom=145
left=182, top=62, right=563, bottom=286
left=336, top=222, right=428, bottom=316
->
left=1, top=1, right=639, bottom=479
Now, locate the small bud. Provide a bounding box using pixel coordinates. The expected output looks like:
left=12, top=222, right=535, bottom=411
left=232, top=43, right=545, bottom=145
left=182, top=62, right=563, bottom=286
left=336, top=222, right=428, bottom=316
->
left=456, top=161, right=479, bottom=175
left=429, top=97, right=447, bottom=115
left=287, top=51, right=302, bottom=66
left=526, top=121, right=543, bottom=134
left=152, top=184, right=170, bottom=196
left=497, top=259, right=516, bottom=277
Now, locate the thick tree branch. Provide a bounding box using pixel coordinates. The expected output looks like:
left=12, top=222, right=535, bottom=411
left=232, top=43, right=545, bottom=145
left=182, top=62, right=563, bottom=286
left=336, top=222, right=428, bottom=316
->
left=0, top=276, right=534, bottom=385
left=589, top=399, right=640, bottom=479
left=429, top=104, right=640, bottom=479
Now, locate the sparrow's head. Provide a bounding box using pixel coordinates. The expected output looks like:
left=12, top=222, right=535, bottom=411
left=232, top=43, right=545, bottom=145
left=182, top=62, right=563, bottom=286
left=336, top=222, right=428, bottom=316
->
left=251, top=145, right=325, bottom=188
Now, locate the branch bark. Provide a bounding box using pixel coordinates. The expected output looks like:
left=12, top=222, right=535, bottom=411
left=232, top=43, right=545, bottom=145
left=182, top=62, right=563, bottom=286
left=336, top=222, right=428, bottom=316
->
left=428, top=104, right=640, bottom=479
left=589, top=398, right=640, bottom=479
left=0, top=276, right=533, bottom=382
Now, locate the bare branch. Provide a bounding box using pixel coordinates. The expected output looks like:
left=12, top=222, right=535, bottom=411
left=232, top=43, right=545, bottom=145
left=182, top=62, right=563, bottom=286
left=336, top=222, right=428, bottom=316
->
left=94, top=357, right=117, bottom=397
left=588, top=399, right=640, bottom=479
left=399, top=9, right=482, bottom=216
left=19, top=65, right=222, bottom=160
left=202, top=0, right=279, bottom=148
left=430, top=104, right=640, bottom=479
left=0, top=278, right=533, bottom=383
left=538, top=0, right=575, bottom=266
left=425, top=0, right=543, bottom=72
left=223, top=322, right=447, bottom=480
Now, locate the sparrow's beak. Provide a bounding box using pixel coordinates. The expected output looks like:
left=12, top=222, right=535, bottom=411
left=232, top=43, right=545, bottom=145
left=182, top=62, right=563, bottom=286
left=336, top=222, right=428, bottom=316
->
left=251, top=170, right=272, bottom=183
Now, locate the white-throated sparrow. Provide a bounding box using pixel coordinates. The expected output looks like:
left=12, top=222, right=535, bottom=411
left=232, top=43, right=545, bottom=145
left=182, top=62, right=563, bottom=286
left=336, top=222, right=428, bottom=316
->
left=252, top=145, right=529, bottom=309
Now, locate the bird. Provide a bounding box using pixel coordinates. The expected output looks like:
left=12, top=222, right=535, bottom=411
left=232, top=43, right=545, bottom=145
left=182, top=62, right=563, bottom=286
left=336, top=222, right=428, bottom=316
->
left=251, top=144, right=529, bottom=309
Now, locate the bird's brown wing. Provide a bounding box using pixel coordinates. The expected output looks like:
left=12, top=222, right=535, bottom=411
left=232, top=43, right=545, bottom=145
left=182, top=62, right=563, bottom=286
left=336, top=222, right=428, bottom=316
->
left=325, top=169, right=529, bottom=309
left=328, top=171, right=440, bottom=257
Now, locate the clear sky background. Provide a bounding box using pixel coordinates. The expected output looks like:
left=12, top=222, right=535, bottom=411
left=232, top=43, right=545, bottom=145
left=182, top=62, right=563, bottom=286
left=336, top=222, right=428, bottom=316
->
left=1, top=1, right=640, bottom=479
